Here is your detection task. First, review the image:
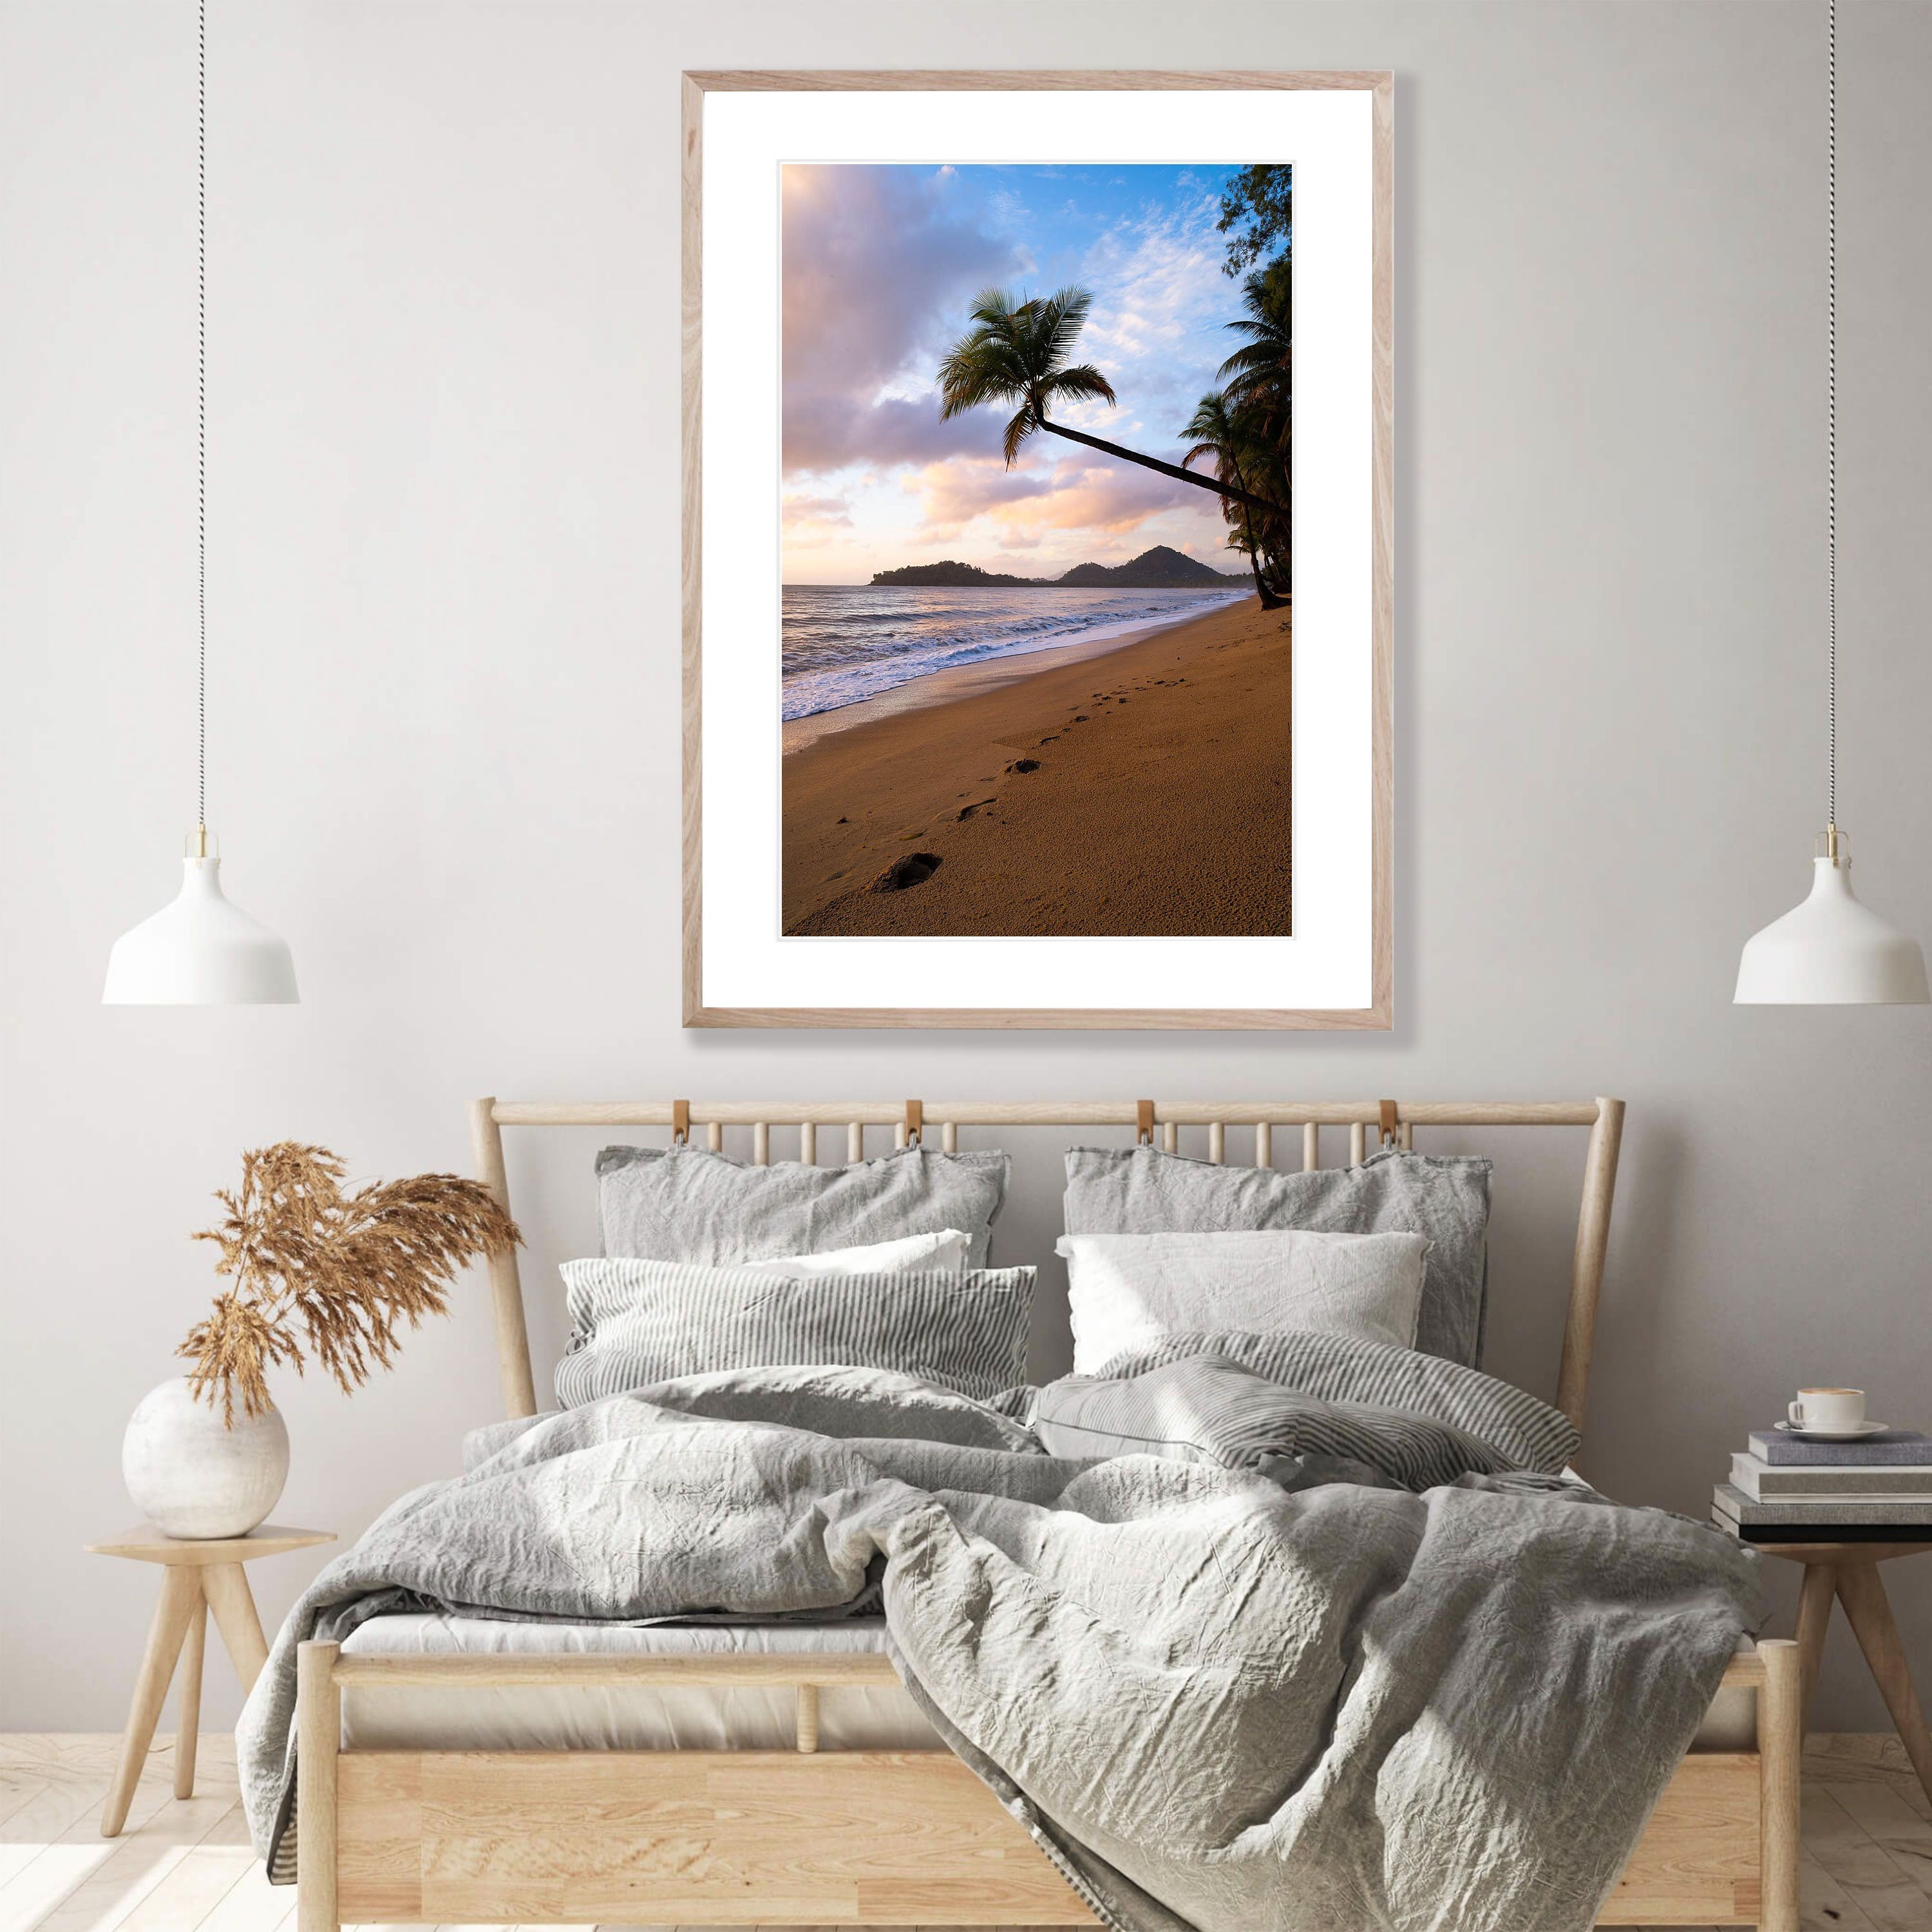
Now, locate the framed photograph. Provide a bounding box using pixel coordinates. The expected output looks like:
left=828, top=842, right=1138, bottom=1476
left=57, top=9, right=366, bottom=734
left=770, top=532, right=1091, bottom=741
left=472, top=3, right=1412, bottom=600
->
left=683, top=70, right=1391, bottom=1028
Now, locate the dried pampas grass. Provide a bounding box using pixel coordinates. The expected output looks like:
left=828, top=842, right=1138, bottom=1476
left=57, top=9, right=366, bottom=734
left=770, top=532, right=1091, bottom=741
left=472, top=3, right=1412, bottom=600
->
left=180, top=1142, right=522, bottom=1425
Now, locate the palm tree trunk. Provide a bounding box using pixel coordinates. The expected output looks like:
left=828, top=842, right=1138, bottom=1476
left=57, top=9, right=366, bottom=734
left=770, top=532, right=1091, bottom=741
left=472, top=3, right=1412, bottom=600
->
left=1245, top=542, right=1284, bottom=609
left=1041, top=420, right=1286, bottom=518
left=1226, top=452, right=1287, bottom=611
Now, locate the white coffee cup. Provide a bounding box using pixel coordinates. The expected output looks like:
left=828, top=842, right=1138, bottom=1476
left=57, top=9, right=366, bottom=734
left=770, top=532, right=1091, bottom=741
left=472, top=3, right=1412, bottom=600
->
left=1788, top=1387, right=1866, bottom=1433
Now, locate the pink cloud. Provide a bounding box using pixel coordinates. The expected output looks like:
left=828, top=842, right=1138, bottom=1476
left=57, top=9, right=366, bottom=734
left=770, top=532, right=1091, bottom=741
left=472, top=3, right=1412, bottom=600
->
left=781, top=491, right=853, bottom=533
left=783, top=167, right=1021, bottom=477
left=905, top=452, right=1206, bottom=544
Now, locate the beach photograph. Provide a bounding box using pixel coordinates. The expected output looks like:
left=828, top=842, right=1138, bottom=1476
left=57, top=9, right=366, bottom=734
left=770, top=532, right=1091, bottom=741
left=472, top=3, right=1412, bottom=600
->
left=781, top=161, right=1292, bottom=938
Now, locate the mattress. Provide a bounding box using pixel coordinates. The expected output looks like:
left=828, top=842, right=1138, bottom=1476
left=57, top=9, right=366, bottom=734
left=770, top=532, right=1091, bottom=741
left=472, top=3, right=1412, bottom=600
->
left=338, top=1613, right=1758, bottom=1754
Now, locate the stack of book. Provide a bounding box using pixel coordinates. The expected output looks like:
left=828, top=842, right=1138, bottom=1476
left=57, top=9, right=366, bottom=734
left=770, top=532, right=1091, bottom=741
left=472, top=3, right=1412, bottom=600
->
left=1714, top=1429, right=1932, bottom=1540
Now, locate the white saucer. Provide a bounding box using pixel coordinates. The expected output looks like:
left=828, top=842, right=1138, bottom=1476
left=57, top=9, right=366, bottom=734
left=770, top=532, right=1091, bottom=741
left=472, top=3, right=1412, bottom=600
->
left=1775, top=1419, right=1890, bottom=1441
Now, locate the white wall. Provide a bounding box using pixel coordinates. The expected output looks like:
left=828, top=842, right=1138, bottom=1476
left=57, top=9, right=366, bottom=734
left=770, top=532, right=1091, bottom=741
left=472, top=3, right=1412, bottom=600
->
left=4, top=0, right=1931, bottom=1733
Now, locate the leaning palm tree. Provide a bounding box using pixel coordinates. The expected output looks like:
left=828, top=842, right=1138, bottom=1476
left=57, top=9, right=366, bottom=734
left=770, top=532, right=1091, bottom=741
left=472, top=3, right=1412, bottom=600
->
left=1180, top=390, right=1285, bottom=609
left=938, top=286, right=1285, bottom=518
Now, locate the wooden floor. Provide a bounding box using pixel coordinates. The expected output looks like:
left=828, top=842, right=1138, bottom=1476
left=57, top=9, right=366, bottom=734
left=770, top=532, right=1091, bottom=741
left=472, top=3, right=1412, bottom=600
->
left=4, top=1734, right=1929, bottom=1932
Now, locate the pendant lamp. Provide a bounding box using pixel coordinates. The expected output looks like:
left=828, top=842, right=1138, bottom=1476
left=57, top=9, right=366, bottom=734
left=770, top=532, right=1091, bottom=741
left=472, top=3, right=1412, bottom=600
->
left=1734, top=0, right=1927, bottom=1006
left=104, top=0, right=298, bottom=1006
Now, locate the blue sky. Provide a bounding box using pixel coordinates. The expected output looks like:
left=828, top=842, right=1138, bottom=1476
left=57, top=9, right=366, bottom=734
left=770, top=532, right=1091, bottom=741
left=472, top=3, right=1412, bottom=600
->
left=781, top=162, right=1281, bottom=583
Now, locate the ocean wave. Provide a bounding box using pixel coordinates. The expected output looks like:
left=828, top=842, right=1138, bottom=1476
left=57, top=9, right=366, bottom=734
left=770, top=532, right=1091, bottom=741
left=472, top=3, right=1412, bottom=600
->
left=780, top=585, right=1249, bottom=720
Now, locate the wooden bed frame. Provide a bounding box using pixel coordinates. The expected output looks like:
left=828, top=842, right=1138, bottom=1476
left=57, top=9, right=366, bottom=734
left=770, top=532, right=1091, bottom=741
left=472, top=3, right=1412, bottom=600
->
left=295, top=1096, right=1799, bottom=1931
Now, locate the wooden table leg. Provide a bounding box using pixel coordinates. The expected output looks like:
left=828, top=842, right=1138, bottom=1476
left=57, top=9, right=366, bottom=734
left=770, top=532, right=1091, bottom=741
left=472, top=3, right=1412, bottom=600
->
left=202, top=1561, right=269, bottom=1692
left=1794, top=1561, right=1837, bottom=1722
left=1759, top=1640, right=1803, bottom=1932
left=173, top=1580, right=206, bottom=1799
left=1835, top=1560, right=1932, bottom=1804
left=100, top=1565, right=199, bottom=1837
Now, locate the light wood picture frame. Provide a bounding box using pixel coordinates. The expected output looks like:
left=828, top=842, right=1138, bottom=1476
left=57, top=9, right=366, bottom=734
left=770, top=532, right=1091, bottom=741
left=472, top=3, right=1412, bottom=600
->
left=682, top=71, right=1393, bottom=1029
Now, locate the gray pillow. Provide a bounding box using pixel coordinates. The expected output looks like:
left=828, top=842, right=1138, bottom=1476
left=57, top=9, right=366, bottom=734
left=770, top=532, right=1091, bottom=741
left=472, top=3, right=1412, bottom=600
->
left=598, top=1143, right=1010, bottom=1269
left=1062, top=1146, right=1492, bottom=1366
left=556, top=1258, right=1034, bottom=1407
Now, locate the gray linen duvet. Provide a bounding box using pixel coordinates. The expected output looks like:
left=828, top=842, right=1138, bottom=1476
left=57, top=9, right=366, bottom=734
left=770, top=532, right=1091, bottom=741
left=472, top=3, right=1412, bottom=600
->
left=237, top=1349, right=1760, bottom=1932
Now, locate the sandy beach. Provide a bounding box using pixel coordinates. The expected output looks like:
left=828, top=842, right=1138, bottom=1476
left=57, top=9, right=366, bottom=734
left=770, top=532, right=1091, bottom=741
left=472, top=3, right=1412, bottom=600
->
left=782, top=594, right=1291, bottom=936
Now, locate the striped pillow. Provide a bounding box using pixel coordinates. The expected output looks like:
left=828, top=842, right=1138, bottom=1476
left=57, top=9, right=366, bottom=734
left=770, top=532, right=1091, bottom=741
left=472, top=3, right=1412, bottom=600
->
left=556, top=1258, right=1035, bottom=1408
left=1078, top=1329, right=1579, bottom=1475
left=1029, top=1355, right=1529, bottom=1492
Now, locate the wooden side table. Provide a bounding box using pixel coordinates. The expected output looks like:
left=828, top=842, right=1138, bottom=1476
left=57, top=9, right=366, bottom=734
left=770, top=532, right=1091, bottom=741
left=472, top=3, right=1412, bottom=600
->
left=1753, top=1537, right=1932, bottom=1804
left=87, top=1521, right=334, bottom=1837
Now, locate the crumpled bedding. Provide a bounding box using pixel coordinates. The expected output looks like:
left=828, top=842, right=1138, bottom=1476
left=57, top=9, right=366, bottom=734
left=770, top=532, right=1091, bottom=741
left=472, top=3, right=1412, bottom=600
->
left=238, top=1349, right=1761, bottom=1932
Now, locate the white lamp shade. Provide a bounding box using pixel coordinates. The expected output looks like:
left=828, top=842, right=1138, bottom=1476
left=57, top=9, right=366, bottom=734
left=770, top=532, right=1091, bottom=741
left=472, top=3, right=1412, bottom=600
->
left=1734, top=855, right=1929, bottom=1005
left=102, top=855, right=299, bottom=1005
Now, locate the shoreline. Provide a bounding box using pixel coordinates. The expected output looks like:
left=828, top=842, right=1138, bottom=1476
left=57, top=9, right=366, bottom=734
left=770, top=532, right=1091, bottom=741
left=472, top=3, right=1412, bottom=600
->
left=781, top=603, right=1240, bottom=756
left=780, top=593, right=1291, bottom=938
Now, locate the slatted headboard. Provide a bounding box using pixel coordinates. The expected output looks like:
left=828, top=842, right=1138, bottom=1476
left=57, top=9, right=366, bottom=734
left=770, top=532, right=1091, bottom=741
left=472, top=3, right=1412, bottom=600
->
left=469, top=1097, right=1625, bottom=1441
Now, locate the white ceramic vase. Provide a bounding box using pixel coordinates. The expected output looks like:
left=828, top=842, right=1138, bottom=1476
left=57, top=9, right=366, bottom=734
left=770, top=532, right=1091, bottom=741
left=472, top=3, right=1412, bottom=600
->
left=122, top=1377, right=289, bottom=1539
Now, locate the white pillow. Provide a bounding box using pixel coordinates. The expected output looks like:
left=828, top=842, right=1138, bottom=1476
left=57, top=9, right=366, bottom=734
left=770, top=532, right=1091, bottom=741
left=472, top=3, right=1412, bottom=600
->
left=1054, top=1229, right=1430, bottom=1373
left=738, top=1227, right=971, bottom=1277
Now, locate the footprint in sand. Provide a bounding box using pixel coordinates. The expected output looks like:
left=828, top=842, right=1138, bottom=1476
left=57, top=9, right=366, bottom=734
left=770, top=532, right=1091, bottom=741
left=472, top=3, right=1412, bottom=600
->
left=956, top=798, right=997, bottom=820
left=1074, top=715, right=1089, bottom=722
left=1006, top=758, right=1040, bottom=774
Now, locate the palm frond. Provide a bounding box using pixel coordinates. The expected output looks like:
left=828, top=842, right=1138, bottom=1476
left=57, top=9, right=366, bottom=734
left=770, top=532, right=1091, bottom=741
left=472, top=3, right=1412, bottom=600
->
left=1043, top=363, right=1117, bottom=410
left=1179, top=391, right=1238, bottom=476
left=938, top=338, right=1026, bottom=418
left=965, top=286, right=1018, bottom=329
left=1217, top=339, right=1282, bottom=383
left=1001, top=403, right=1039, bottom=468
left=1032, top=287, right=1095, bottom=369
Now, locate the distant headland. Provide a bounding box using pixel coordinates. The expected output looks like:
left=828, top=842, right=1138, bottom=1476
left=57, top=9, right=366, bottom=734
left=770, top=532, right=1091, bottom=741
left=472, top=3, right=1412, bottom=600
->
left=870, top=545, right=1242, bottom=591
